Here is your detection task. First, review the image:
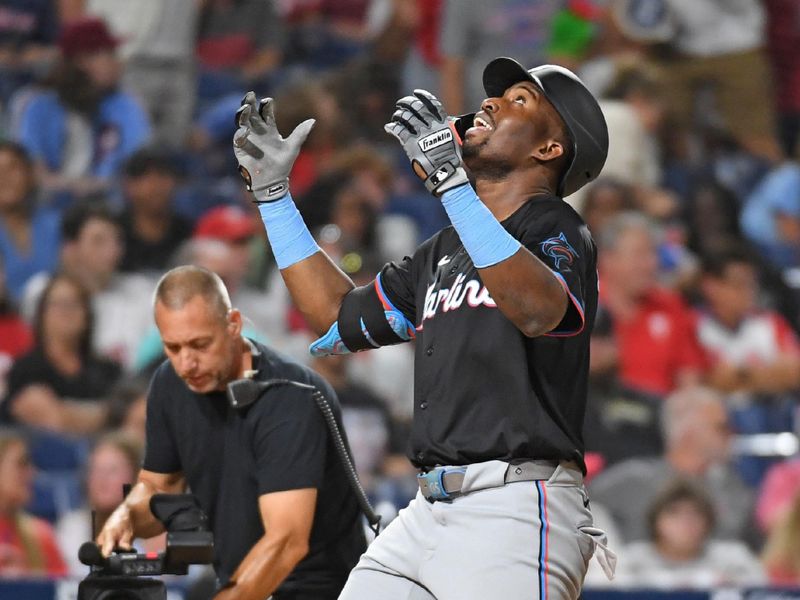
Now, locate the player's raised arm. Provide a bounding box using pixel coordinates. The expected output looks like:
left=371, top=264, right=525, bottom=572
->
left=232, top=92, right=353, bottom=333
left=233, top=94, right=414, bottom=356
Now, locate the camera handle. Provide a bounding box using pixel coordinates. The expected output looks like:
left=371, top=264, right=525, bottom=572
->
left=227, top=378, right=382, bottom=536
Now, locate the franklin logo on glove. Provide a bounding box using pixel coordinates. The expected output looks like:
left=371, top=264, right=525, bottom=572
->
left=418, top=128, right=453, bottom=152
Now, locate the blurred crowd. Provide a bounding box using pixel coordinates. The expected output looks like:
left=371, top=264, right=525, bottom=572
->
left=0, top=0, right=800, bottom=592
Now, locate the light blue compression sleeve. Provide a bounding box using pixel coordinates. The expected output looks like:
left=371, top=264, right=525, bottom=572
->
left=256, top=192, right=320, bottom=269
left=440, top=183, right=521, bottom=268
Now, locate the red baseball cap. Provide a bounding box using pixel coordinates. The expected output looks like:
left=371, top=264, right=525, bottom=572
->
left=59, top=18, right=119, bottom=59
left=194, top=206, right=258, bottom=243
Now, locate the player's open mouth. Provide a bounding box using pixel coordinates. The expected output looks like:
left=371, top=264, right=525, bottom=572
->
left=473, top=115, right=493, bottom=130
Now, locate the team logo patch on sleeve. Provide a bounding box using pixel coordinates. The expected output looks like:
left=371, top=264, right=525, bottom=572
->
left=540, top=232, right=578, bottom=271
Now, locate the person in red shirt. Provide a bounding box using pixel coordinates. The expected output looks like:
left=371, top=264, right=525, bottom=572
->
left=0, top=255, right=32, bottom=361
left=697, top=247, right=800, bottom=396
left=593, top=212, right=706, bottom=397
left=0, top=254, right=33, bottom=399
left=0, top=429, right=66, bottom=578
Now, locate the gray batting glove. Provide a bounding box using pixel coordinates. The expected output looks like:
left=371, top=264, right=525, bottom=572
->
left=384, top=89, right=469, bottom=196
left=233, top=92, right=315, bottom=203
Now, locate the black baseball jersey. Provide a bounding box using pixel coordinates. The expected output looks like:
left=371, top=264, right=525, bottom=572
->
left=143, top=340, right=366, bottom=594
left=379, top=195, right=597, bottom=472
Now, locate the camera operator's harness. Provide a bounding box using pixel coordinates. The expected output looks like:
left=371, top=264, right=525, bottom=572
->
left=226, top=376, right=382, bottom=537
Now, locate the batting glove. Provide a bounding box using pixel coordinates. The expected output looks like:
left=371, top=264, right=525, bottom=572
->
left=233, top=92, right=315, bottom=203
left=384, top=89, right=469, bottom=196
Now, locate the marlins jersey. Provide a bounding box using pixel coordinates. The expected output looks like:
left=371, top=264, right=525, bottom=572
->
left=379, top=195, right=598, bottom=471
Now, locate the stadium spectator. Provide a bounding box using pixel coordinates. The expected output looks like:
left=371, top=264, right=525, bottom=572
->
left=740, top=161, right=800, bottom=270
left=0, top=254, right=33, bottom=398
left=3, top=273, right=121, bottom=434
left=764, top=0, right=800, bottom=159
left=282, top=0, right=374, bottom=71
left=581, top=178, right=634, bottom=238
left=196, top=0, right=285, bottom=108
left=13, top=17, right=151, bottom=203
left=756, top=457, right=800, bottom=534
left=0, top=0, right=59, bottom=108
left=21, top=202, right=155, bottom=371
left=589, top=386, right=755, bottom=545
left=80, top=0, right=200, bottom=147
left=0, top=428, right=66, bottom=577
left=590, top=61, right=671, bottom=216
left=119, top=148, right=191, bottom=274
left=192, top=205, right=290, bottom=342
left=631, top=0, right=783, bottom=163
left=614, top=479, right=765, bottom=588
left=761, top=487, right=800, bottom=586
left=594, top=212, right=706, bottom=397
left=698, top=248, right=800, bottom=393
left=438, top=0, right=562, bottom=115
left=56, top=432, right=142, bottom=576
left=0, top=141, right=60, bottom=303
left=104, top=376, right=149, bottom=446
left=311, top=353, right=393, bottom=490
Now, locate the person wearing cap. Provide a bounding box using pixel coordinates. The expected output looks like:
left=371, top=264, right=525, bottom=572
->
left=14, top=17, right=150, bottom=203
left=233, top=57, right=613, bottom=599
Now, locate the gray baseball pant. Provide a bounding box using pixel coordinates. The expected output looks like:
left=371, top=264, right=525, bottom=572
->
left=338, top=460, right=612, bottom=600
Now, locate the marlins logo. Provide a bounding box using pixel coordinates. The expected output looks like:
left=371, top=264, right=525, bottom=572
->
left=418, top=128, right=453, bottom=152
left=540, top=232, right=578, bottom=271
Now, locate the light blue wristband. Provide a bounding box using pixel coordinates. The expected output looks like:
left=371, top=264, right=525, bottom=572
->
left=440, top=184, right=521, bottom=268
left=256, top=192, right=320, bottom=269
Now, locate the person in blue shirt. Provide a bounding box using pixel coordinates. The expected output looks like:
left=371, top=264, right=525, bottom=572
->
left=0, top=141, right=60, bottom=303
left=13, top=17, right=151, bottom=205
left=740, top=162, right=800, bottom=269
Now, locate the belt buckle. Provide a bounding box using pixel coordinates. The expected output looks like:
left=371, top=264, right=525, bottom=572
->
left=417, top=467, right=452, bottom=502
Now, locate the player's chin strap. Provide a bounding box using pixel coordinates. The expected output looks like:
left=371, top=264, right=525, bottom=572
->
left=225, top=378, right=382, bottom=537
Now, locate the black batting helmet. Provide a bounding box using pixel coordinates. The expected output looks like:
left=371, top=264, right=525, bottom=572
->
left=455, top=57, right=609, bottom=198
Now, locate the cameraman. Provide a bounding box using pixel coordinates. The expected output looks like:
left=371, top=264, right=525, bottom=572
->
left=97, top=266, right=366, bottom=600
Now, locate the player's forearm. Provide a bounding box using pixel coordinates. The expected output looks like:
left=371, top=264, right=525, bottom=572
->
left=280, top=252, right=355, bottom=334
left=255, top=191, right=355, bottom=333
left=479, top=248, right=568, bottom=337
left=214, top=533, right=308, bottom=600
left=439, top=184, right=567, bottom=336
left=124, top=480, right=167, bottom=539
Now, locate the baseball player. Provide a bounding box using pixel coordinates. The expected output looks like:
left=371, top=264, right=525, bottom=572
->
left=233, top=56, right=616, bottom=599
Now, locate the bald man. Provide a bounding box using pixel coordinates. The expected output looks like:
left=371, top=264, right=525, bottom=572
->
left=96, top=266, right=365, bottom=600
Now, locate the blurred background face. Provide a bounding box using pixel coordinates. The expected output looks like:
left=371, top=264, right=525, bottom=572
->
left=74, top=217, right=124, bottom=281
left=0, top=440, right=33, bottom=512
left=655, top=498, right=711, bottom=558
left=583, top=184, right=629, bottom=236
left=75, top=50, right=121, bottom=91
left=87, top=443, right=136, bottom=512
left=125, top=170, right=177, bottom=215
left=686, top=401, right=731, bottom=465
left=702, top=262, right=758, bottom=324
left=332, top=189, right=373, bottom=247
left=43, top=279, right=88, bottom=343
left=0, top=149, right=34, bottom=212
left=601, top=227, right=660, bottom=298
left=121, top=394, right=147, bottom=446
